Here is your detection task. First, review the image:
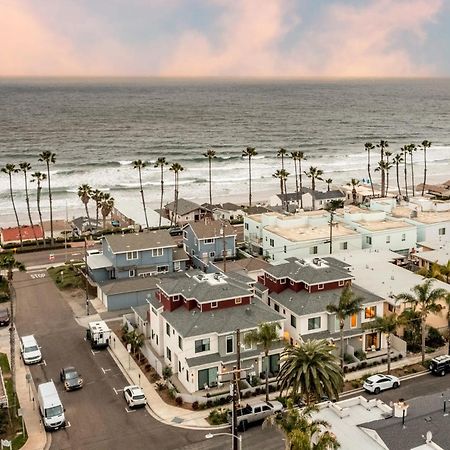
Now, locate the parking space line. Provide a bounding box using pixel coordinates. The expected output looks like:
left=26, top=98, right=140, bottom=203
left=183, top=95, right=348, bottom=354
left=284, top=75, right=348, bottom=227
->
left=113, top=387, right=123, bottom=395
left=38, top=360, right=47, bottom=367
left=91, top=350, right=100, bottom=356
left=101, top=367, right=111, bottom=374
left=125, top=408, right=136, bottom=413
left=64, top=421, right=71, bottom=428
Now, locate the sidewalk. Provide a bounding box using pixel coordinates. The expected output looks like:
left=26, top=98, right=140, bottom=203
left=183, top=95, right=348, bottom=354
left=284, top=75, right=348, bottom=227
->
left=0, top=330, right=47, bottom=450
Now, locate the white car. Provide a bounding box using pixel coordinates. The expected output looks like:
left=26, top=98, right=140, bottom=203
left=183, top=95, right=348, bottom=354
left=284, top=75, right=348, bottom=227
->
left=123, top=385, right=146, bottom=408
left=363, top=374, right=400, bottom=394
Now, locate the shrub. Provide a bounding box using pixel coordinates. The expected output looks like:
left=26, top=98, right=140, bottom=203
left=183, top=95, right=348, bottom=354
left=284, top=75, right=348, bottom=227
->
left=175, top=396, right=183, bottom=407
left=268, top=384, right=277, bottom=393
left=351, top=380, right=360, bottom=389
left=344, top=353, right=354, bottom=364
left=218, top=397, right=228, bottom=406
left=250, top=376, right=260, bottom=387
left=426, top=326, right=445, bottom=349
left=242, top=391, right=251, bottom=399
left=206, top=400, right=213, bottom=409
left=192, top=401, right=199, bottom=410
left=155, top=381, right=166, bottom=391
left=150, top=372, right=161, bottom=383
left=168, top=388, right=177, bottom=400
left=208, top=408, right=230, bottom=425
left=360, top=361, right=367, bottom=369
left=162, top=366, right=173, bottom=381
left=354, top=350, right=367, bottom=361
left=276, top=396, right=287, bottom=408
left=343, top=366, right=349, bottom=373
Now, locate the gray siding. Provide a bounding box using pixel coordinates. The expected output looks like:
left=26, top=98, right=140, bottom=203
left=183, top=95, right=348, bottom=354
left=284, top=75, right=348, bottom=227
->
left=106, top=289, right=153, bottom=311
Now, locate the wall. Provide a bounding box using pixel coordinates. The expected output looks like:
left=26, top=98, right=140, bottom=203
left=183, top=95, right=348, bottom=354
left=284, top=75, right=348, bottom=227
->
left=106, top=289, right=154, bottom=311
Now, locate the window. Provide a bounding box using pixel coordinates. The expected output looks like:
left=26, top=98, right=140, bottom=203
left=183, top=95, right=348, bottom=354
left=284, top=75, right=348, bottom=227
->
left=245, top=223, right=249, bottom=230
left=211, top=301, right=218, bottom=309
left=243, top=332, right=252, bottom=350
left=152, top=248, right=163, bottom=257
left=129, top=269, right=136, bottom=278
left=350, top=314, right=357, bottom=328
left=157, top=265, right=169, bottom=273
left=166, top=347, right=172, bottom=361
left=280, top=278, right=286, bottom=284
left=191, top=249, right=195, bottom=256
left=204, top=238, right=214, bottom=244
left=166, top=323, right=170, bottom=336
left=126, top=251, right=138, bottom=260
left=308, top=317, right=321, bottom=330
left=186, top=369, right=189, bottom=382
left=209, top=251, right=215, bottom=257
left=340, top=242, right=348, bottom=250
left=284, top=245, right=287, bottom=253
left=269, top=239, right=274, bottom=247
left=401, top=233, right=406, bottom=241
left=386, top=236, right=390, bottom=243
left=318, top=283, right=324, bottom=290
left=439, top=227, right=446, bottom=236
left=274, top=303, right=280, bottom=313
left=183, top=231, right=187, bottom=238
left=310, top=246, right=318, bottom=255
left=268, top=298, right=271, bottom=307
left=226, top=335, right=234, bottom=354
left=235, top=298, right=242, bottom=304
left=338, top=280, right=345, bottom=287
left=195, top=338, right=210, bottom=353
left=174, top=261, right=181, bottom=271
left=366, top=236, right=372, bottom=245
left=178, top=361, right=182, bottom=372
left=173, top=295, right=180, bottom=301
left=290, top=314, right=296, bottom=328
left=365, top=306, right=376, bottom=319
left=178, top=336, right=183, bottom=350
left=290, top=280, right=294, bottom=285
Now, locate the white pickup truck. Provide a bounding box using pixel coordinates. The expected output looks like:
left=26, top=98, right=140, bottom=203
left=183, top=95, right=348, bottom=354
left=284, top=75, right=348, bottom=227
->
left=228, top=401, right=283, bottom=430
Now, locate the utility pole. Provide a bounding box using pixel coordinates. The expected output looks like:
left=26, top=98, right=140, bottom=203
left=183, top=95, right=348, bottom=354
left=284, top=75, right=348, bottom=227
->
left=9, top=283, right=16, bottom=416
left=329, top=210, right=334, bottom=255
left=222, top=220, right=227, bottom=273
left=84, top=238, right=89, bottom=316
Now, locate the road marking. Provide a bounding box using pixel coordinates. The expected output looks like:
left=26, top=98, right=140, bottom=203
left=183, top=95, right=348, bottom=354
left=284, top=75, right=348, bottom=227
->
left=30, top=273, right=46, bottom=279
left=91, top=350, right=100, bottom=356
left=113, top=387, right=123, bottom=395
left=71, top=253, right=81, bottom=256
left=64, top=421, right=71, bottom=428
left=101, top=367, right=111, bottom=374
left=38, top=360, right=47, bottom=367
left=125, top=407, right=136, bottom=413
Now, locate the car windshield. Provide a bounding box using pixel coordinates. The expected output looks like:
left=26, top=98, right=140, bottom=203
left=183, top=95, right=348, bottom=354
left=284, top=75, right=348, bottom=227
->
left=65, top=370, right=78, bottom=380
left=45, top=405, right=63, bottom=418
left=0, top=311, right=8, bottom=318
left=25, top=345, right=39, bottom=352
left=365, top=379, right=374, bottom=384
left=267, top=402, right=273, bottom=408
left=133, top=394, right=145, bottom=400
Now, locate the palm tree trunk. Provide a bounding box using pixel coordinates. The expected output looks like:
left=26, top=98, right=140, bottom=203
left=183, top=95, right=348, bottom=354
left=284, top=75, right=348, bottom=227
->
left=8, top=174, right=23, bottom=248
left=46, top=163, right=54, bottom=246
left=37, top=182, right=46, bottom=248
left=386, top=170, right=390, bottom=197
left=284, top=179, right=288, bottom=213
left=340, top=321, right=344, bottom=370
left=421, top=316, right=426, bottom=365
left=294, top=160, right=299, bottom=208
left=396, top=164, right=401, bottom=197
left=422, top=148, right=427, bottom=196
left=23, top=172, right=38, bottom=245
left=102, top=213, right=106, bottom=230
left=84, top=202, right=91, bottom=231
left=139, top=167, right=149, bottom=229
left=404, top=159, right=408, bottom=200
left=279, top=178, right=284, bottom=211
left=410, top=154, right=415, bottom=197
left=299, top=158, right=304, bottom=210
left=208, top=159, right=212, bottom=205
left=248, top=156, right=252, bottom=207
left=159, top=166, right=164, bottom=229
left=381, top=170, right=385, bottom=198
left=387, top=334, right=391, bottom=374
left=174, top=173, right=179, bottom=226
left=368, top=151, right=375, bottom=197
left=265, top=350, right=269, bottom=402
left=312, top=178, right=316, bottom=211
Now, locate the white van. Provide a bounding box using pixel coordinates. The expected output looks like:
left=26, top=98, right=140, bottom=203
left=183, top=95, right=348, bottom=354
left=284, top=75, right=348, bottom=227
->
left=20, top=335, right=42, bottom=365
left=37, top=381, right=66, bottom=431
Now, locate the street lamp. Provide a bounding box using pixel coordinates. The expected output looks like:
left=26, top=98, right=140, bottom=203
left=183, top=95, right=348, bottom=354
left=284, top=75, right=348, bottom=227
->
left=205, top=433, right=242, bottom=450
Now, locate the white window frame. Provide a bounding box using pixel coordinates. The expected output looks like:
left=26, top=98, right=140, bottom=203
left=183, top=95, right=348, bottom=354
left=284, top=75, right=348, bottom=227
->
left=318, top=283, right=324, bottom=290
left=157, top=265, right=169, bottom=273
left=401, top=234, right=406, bottom=242
left=235, top=298, right=242, bottom=304
left=338, top=280, right=345, bottom=287
left=226, top=335, right=234, bottom=354
left=204, top=238, right=214, bottom=244
left=211, top=301, right=218, bottom=309
left=310, top=246, right=318, bottom=255
left=280, top=278, right=286, bottom=284
left=307, top=317, right=321, bottom=330
left=152, top=248, right=163, bottom=257
left=174, top=261, right=181, bottom=271
left=438, top=227, right=446, bottom=236
left=209, top=251, right=215, bottom=257
left=126, top=251, right=138, bottom=260
left=129, top=269, right=136, bottom=278
left=386, top=235, right=390, bottom=243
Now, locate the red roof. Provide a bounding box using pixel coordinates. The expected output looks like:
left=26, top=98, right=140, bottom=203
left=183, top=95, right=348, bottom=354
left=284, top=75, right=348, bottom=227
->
left=1, top=225, right=44, bottom=243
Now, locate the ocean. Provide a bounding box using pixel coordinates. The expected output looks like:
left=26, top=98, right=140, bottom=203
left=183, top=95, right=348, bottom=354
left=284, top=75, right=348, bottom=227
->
left=0, top=78, right=449, bottom=226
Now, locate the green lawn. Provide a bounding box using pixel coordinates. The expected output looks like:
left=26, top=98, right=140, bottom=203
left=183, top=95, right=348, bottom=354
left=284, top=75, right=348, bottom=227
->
left=48, top=264, right=84, bottom=289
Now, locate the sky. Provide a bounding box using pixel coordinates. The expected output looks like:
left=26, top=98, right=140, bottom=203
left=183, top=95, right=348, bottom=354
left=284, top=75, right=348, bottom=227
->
left=1, top=0, right=450, bottom=77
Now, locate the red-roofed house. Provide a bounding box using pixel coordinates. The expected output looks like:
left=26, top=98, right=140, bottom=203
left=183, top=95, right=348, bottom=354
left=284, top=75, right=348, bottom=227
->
left=0, top=225, right=44, bottom=246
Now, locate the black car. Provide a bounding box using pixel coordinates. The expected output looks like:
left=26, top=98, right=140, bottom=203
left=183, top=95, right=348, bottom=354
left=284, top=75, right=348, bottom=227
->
left=429, top=355, right=450, bottom=376
left=60, top=366, right=84, bottom=390
left=0, top=309, right=10, bottom=327
left=169, top=227, right=183, bottom=236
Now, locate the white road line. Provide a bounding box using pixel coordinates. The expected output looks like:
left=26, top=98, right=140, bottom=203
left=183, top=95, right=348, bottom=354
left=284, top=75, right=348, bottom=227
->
left=113, top=387, right=123, bottom=395
left=64, top=421, right=71, bottom=428
left=71, top=253, right=81, bottom=256
left=125, top=408, right=136, bottom=413
left=38, top=360, right=47, bottom=367
left=91, top=350, right=100, bottom=356
left=101, top=367, right=112, bottom=374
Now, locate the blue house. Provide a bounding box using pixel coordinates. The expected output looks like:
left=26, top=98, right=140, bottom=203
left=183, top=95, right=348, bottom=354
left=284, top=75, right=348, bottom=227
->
left=183, top=220, right=236, bottom=269
left=87, top=230, right=189, bottom=283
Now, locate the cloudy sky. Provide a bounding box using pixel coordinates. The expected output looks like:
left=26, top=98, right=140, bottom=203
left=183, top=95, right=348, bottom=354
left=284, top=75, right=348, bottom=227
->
left=1, top=0, right=449, bottom=77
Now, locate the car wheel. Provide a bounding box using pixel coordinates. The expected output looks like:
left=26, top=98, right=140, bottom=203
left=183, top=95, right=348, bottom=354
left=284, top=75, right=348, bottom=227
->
left=374, top=387, right=381, bottom=394
left=393, top=382, right=399, bottom=389
left=440, top=370, right=446, bottom=377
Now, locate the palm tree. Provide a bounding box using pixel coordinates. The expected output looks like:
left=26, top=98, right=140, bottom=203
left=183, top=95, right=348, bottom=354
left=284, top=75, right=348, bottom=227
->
left=0, top=254, right=25, bottom=414
left=393, top=153, right=403, bottom=198
left=363, top=314, right=401, bottom=374
left=417, top=261, right=444, bottom=281
left=290, top=151, right=301, bottom=208
left=325, top=200, right=344, bottom=254
left=100, top=193, right=115, bottom=230
left=420, top=140, right=431, bottom=196
left=38, top=151, right=56, bottom=245
left=77, top=184, right=92, bottom=232
left=384, top=151, right=392, bottom=196
left=407, top=144, right=417, bottom=197
left=346, top=178, right=360, bottom=205
left=242, top=147, right=258, bottom=207
left=19, top=162, right=38, bottom=245
left=169, top=163, right=184, bottom=227
left=326, top=286, right=364, bottom=369
left=375, top=161, right=391, bottom=198
left=264, top=399, right=340, bottom=450
left=400, top=145, right=409, bottom=200
left=325, top=178, right=333, bottom=192
left=298, top=151, right=307, bottom=210
left=440, top=260, right=450, bottom=284
left=1, top=164, right=23, bottom=248
left=305, top=167, right=323, bottom=210
left=90, top=189, right=104, bottom=229
left=364, top=142, right=375, bottom=197
left=31, top=171, right=47, bottom=247
left=154, top=157, right=168, bottom=229
left=203, top=149, right=217, bottom=206
left=277, top=339, right=343, bottom=405
left=397, top=279, right=447, bottom=364
left=244, top=322, right=281, bottom=401
left=133, top=160, right=149, bottom=230
left=376, top=140, right=389, bottom=197
left=273, top=169, right=289, bottom=212
left=277, top=148, right=288, bottom=171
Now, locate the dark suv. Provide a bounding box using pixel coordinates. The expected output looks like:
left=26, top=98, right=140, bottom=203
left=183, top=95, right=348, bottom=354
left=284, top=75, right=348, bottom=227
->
left=0, top=309, right=10, bottom=327
left=429, top=355, right=450, bottom=376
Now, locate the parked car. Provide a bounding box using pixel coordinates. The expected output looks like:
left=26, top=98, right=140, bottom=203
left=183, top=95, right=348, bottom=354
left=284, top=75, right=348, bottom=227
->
left=227, top=401, right=283, bottom=431
left=60, top=366, right=83, bottom=391
left=169, top=227, right=182, bottom=237
left=123, top=385, right=146, bottom=408
left=20, top=335, right=42, bottom=365
left=429, top=355, right=450, bottom=376
left=363, top=374, right=400, bottom=394
left=111, top=220, right=120, bottom=227
left=0, top=309, right=10, bottom=327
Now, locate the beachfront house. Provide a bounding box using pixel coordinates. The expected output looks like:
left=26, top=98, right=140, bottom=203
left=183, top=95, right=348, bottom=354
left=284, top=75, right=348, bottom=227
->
left=182, top=219, right=236, bottom=269
left=244, top=210, right=362, bottom=261
left=145, top=271, right=285, bottom=394
left=86, top=230, right=189, bottom=283
left=164, top=199, right=208, bottom=226
left=255, top=256, right=402, bottom=362
left=0, top=225, right=44, bottom=247
left=269, top=188, right=345, bottom=211
left=201, top=202, right=245, bottom=222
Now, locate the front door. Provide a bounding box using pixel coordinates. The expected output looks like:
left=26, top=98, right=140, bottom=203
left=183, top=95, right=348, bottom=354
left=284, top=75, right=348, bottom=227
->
left=198, top=367, right=218, bottom=390
left=365, top=332, right=379, bottom=351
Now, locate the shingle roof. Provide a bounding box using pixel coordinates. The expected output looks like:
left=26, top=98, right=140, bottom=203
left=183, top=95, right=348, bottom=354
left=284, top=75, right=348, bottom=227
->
left=105, top=230, right=176, bottom=253
left=215, top=257, right=270, bottom=273
left=265, top=257, right=353, bottom=285
left=99, top=277, right=160, bottom=295
left=269, top=284, right=382, bottom=317
left=172, top=247, right=189, bottom=261
left=132, top=304, right=149, bottom=322
left=157, top=271, right=253, bottom=303
left=277, top=188, right=345, bottom=201
left=187, top=220, right=236, bottom=239
left=1, top=225, right=44, bottom=242
left=165, top=198, right=206, bottom=215
left=161, top=298, right=284, bottom=338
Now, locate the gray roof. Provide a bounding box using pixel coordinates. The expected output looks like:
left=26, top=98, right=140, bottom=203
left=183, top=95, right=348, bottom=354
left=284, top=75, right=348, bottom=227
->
left=362, top=388, right=450, bottom=450
left=165, top=198, right=206, bottom=215
left=87, top=253, right=113, bottom=270
left=305, top=328, right=364, bottom=341
left=186, top=220, right=236, bottom=239
left=161, top=299, right=284, bottom=338
left=157, top=271, right=254, bottom=304
left=132, top=304, right=149, bottom=322
left=322, top=257, right=352, bottom=271
left=265, top=257, right=353, bottom=285
left=99, top=277, right=160, bottom=296
left=185, top=340, right=285, bottom=368
left=172, top=247, right=189, bottom=261
left=277, top=188, right=345, bottom=201
left=269, top=285, right=383, bottom=317
left=104, top=230, right=176, bottom=253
